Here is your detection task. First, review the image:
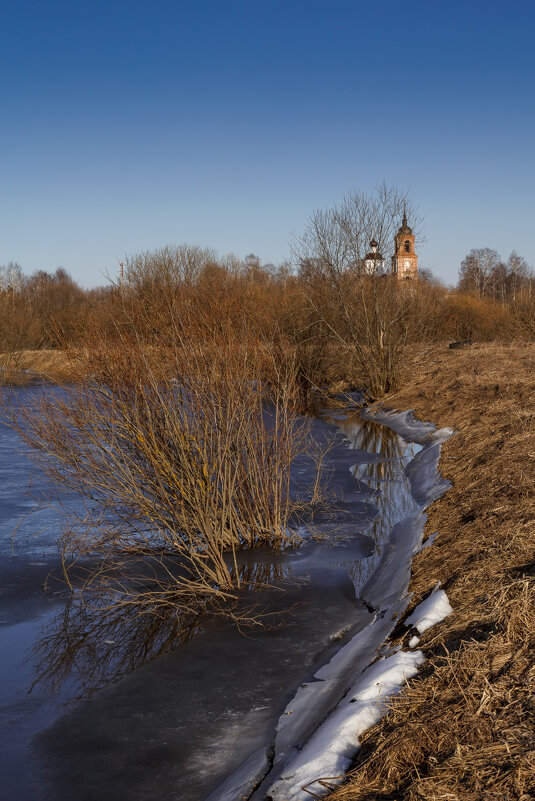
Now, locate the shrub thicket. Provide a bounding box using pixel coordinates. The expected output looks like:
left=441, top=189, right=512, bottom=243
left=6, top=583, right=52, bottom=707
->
left=1, top=247, right=533, bottom=395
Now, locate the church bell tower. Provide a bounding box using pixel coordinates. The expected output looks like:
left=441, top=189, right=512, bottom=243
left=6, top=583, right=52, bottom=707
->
left=392, top=211, right=418, bottom=281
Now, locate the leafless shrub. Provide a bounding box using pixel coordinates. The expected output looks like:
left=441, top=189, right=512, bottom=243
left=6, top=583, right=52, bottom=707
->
left=13, top=303, right=327, bottom=625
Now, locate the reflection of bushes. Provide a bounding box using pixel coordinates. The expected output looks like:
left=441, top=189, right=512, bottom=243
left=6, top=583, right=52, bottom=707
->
left=321, top=411, right=419, bottom=592
left=31, top=592, right=200, bottom=698
left=31, top=556, right=294, bottom=698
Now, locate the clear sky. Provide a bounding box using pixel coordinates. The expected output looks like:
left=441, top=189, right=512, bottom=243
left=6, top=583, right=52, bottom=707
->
left=1, top=0, right=534, bottom=287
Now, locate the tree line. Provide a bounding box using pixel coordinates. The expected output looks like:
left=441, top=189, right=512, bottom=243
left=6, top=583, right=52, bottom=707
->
left=458, top=248, right=532, bottom=303
left=1, top=185, right=534, bottom=397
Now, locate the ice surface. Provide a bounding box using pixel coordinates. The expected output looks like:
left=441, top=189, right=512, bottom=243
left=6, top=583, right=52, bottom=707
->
left=314, top=600, right=406, bottom=682
left=242, top=409, right=452, bottom=800
left=359, top=409, right=452, bottom=511
left=405, top=440, right=451, bottom=509
left=358, top=511, right=426, bottom=610
left=418, top=531, right=438, bottom=552
left=361, top=408, right=453, bottom=447
left=1, top=388, right=453, bottom=801
left=360, top=408, right=436, bottom=444
left=271, top=598, right=408, bottom=770
left=266, top=650, right=425, bottom=801
left=405, top=588, right=453, bottom=634
left=204, top=747, right=271, bottom=801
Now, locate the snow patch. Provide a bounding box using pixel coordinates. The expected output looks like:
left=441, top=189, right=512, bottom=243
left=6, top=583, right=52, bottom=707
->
left=361, top=408, right=454, bottom=448
left=360, top=408, right=436, bottom=444
left=272, top=599, right=407, bottom=770
left=405, top=588, right=453, bottom=634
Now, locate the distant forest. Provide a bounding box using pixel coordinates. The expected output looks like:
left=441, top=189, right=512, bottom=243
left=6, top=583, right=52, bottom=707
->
left=1, top=242, right=533, bottom=349
left=2, top=187, right=534, bottom=397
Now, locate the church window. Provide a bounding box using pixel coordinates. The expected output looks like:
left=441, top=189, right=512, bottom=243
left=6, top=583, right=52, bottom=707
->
left=404, top=240, right=411, bottom=253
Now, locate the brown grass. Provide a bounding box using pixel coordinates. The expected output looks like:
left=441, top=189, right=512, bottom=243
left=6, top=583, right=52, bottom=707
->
left=0, top=349, right=76, bottom=384
left=327, top=342, right=535, bottom=801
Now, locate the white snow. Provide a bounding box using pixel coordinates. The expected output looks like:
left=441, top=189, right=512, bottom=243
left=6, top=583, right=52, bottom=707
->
left=267, top=650, right=425, bottom=801
left=405, top=588, right=453, bottom=634
left=431, top=425, right=455, bottom=443
left=361, top=408, right=453, bottom=446
left=408, top=635, right=420, bottom=648
left=360, top=408, right=436, bottom=444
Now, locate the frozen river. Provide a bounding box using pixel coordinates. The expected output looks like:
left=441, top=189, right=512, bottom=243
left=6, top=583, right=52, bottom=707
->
left=0, top=386, right=436, bottom=801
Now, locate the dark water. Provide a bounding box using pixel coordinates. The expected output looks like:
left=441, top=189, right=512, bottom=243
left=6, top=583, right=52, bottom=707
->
left=0, top=387, right=419, bottom=801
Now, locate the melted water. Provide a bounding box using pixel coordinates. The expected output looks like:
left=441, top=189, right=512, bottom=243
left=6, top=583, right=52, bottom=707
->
left=0, top=388, right=419, bottom=801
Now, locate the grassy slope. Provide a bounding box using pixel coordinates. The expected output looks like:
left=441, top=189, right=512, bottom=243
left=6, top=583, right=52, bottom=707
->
left=329, top=342, right=535, bottom=801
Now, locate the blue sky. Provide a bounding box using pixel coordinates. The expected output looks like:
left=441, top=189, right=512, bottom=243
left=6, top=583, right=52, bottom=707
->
left=1, top=0, right=534, bottom=287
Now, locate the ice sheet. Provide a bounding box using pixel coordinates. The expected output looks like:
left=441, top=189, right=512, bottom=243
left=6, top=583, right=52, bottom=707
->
left=204, top=747, right=271, bottom=801
left=267, top=650, right=425, bottom=800
left=358, top=511, right=426, bottom=610
left=272, top=598, right=408, bottom=769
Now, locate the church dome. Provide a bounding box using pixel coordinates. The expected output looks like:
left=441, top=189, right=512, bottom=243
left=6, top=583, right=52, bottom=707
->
left=365, top=238, right=383, bottom=260
left=398, top=212, right=412, bottom=235
left=364, top=249, right=383, bottom=261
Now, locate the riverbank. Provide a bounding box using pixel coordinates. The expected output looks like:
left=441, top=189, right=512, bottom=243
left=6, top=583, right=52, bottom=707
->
left=0, top=349, right=74, bottom=384
left=329, top=342, right=535, bottom=801
left=0, top=388, right=425, bottom=801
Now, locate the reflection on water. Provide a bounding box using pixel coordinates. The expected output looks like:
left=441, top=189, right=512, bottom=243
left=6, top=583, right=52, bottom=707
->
left=31, top=595, right=201, bottom=699
left=320, top=410, right=421, bottom=593
left=0, top=389, right=426, bottom=801
left=30, top=411, right=420, bottom=704
left=31, top=556, right=300, bottom=701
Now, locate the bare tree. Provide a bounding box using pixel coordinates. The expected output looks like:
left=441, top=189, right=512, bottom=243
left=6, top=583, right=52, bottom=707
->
left=0, top=261, right=24, bottom=293
left=123, top=244, right=218, bottom=293
left=418, top=267, right=444, bottom=287
left=294, top=183, right=423, bottom=276
left=458, top=248, right=500, bottom=299
left=293, top=184, right=423, bottom=395
left=490, top=260, right=508, bottom=304
left=507, top=251, right=529, bottom=302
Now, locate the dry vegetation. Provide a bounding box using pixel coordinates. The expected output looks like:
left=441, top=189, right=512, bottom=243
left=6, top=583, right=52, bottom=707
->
left=0, top=349, right=75, bottom=384
left=11, top=290, right=332, bottom=629
left=327, top=342, right=535, bottom=801
left=2, top=231, right=534, bottom=796
left=2, top=271, right=535, bottom=395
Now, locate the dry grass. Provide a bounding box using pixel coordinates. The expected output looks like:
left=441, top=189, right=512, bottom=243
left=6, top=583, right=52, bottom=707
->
left=0, top=349, right=76, bottom=383
left=328, top=342, right=535, bottom=801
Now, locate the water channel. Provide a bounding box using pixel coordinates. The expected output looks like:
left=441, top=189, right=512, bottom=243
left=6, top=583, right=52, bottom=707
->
left=0, top=385, right=429, bottom=801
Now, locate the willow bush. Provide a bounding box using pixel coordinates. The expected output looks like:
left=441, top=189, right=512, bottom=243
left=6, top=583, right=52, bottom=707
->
left=14, top=305, right=326, bottom=625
